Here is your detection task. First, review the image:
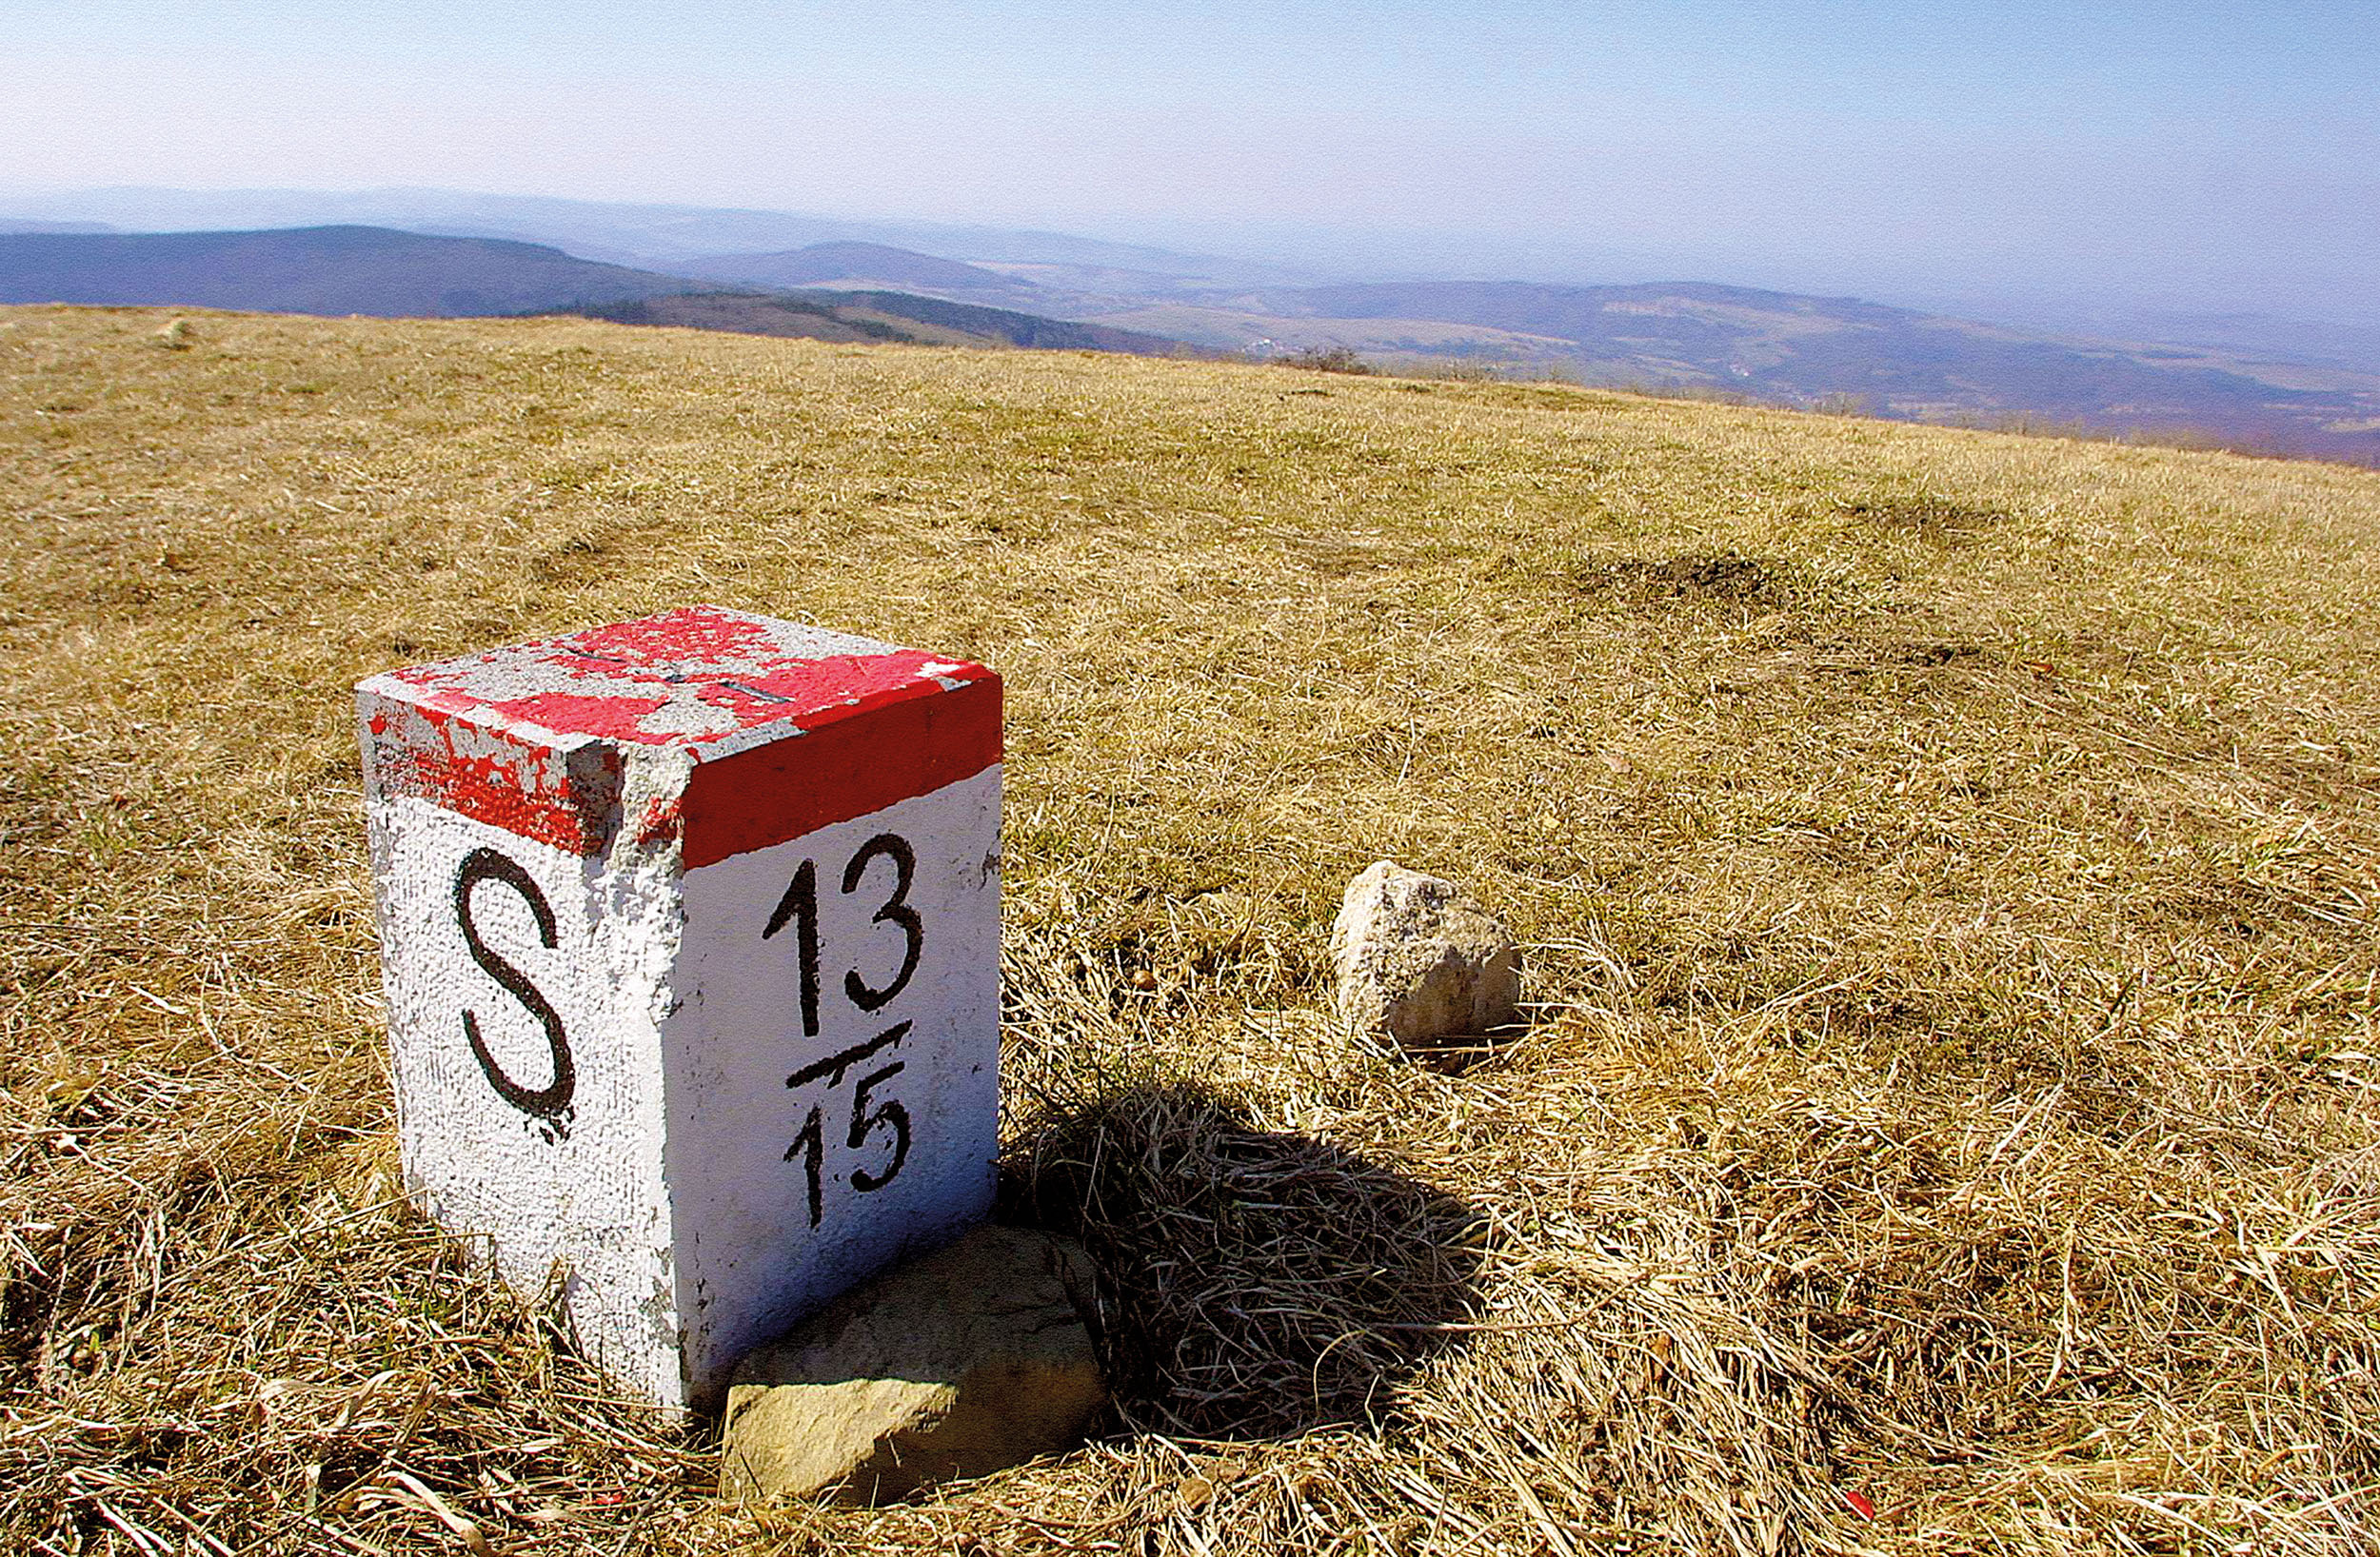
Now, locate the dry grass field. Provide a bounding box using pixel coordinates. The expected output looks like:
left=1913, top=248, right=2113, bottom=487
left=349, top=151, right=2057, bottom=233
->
left=5, top=303, right=2380, bottom=1555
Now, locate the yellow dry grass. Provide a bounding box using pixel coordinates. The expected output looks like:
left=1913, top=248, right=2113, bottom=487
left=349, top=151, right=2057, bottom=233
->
left=5, top=302, right=2380, bottom=1555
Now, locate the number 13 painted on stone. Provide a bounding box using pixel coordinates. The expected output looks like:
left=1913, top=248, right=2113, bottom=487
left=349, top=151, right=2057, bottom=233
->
left=360, top=607, right=1001, bottom=1410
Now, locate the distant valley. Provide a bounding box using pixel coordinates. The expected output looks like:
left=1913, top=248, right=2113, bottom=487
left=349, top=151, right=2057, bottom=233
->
left=1147, top=280, right=2380, bottom=464
left=557, top=287, right=1198, bottom=357
left=3, top=214, right=2374, bottom=466
left=660, top=240, right=2380, bottom=465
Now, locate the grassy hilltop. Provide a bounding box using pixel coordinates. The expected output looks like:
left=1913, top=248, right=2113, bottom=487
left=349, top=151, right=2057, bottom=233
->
left=5, top=304, right=2380, bottom=1555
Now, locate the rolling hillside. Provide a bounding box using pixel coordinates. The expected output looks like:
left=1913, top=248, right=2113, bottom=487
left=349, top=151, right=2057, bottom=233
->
left=0, top=225, right=700, bottom=317
left=0, top=227, right=1199, bottom=359
left=6, top=305, right=2380, bottom=1555
left=552, top=287, right=1197, bottom=355
left=679, top=240, right=1046, bottom=305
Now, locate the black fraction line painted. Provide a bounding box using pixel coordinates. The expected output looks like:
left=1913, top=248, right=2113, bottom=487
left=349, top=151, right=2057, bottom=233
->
left=454, top=847, right=575, bottom=1122
left=785, top=1020, right=910, bottom=1092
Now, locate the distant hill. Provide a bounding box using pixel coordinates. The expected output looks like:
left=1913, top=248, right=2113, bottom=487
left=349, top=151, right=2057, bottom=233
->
left=0, top=223, right=1199, bottom=361
left=681, top=242, right=1044, bottom=305
left=0, top=226, right=699, bottom=317
left=0, top=186, right=1275, bottom=278
left=551, top=289, right=1199, bottom=357
left=0, top=218, right=115, bottom=235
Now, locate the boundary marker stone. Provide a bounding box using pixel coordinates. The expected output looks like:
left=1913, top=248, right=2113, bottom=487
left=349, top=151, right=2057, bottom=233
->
left=357, top=605, right=1002, bottom=1408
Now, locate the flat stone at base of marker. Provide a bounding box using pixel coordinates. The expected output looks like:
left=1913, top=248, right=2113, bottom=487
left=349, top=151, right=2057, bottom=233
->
left=1331, top=859, right=1521, bottom=1048
left=720, top=1225, right=1106, bottom=1506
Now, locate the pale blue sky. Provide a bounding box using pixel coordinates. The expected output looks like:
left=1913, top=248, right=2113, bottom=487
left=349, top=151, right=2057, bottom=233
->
left=6, top=2, right=2374, bottom=318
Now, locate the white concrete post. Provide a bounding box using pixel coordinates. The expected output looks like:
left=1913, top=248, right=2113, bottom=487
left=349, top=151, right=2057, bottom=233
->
left=357, top=605, right=1002, bottom=1409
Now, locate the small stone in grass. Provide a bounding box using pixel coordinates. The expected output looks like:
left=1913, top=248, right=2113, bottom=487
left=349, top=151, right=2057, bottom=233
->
left=1330, top=860, right=1521, bottom=1048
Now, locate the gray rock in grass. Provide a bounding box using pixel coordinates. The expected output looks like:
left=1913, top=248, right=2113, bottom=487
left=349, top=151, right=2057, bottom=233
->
left=1330, top=860, right=1521, bottom=1048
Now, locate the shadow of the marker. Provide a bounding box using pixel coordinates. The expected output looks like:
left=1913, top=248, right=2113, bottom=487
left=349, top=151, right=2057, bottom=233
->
left=1000, top=1080, right=1487, bottom=1439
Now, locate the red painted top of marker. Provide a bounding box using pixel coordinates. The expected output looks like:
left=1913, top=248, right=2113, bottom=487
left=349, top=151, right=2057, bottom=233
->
left=357, top=606, right=1001, bottom=868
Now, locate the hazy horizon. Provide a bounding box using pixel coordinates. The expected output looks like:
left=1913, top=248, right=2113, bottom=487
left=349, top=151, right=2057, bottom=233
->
left=7, top=1, right=2375, bottom=328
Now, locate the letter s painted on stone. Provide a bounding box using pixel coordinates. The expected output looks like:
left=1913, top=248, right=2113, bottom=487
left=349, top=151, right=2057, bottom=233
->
left=454, top=847, right=576, bottom=1129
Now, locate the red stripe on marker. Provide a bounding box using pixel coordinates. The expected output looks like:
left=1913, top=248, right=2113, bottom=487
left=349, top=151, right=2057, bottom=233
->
left=682, top=673, right=1002, bottom=869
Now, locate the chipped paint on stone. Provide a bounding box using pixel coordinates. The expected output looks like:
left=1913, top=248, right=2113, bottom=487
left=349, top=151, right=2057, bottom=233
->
left=359, top=607, right=1002, bottom=1409
left=371, top=603, right=981, bottom=756
left=357, top=605, right=1000, bottom=869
